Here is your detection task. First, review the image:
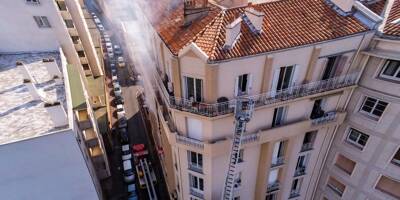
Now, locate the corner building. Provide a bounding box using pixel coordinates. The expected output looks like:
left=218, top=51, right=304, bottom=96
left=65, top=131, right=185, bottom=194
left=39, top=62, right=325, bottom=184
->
left=138, top=0, right=388, bottom=199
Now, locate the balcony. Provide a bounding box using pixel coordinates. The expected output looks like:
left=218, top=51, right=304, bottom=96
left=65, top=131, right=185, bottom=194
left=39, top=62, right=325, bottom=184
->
left=190, top=188, right=204, bottom=199
left=60, top=10, right=72, bottom=20
left=74, top=43, right=84, bottom=51
left=68, top=27, right=79, bottom=36
left=289, top=190, right=300, bottom=199
left=267, top=181, right=280, bottom=193
left=83, top=128, right=98, bottom=148
left=300, top=142, right=313, bottom=152
left=327, top=183, right=344, bottom=197
left=155, top=71, right=358, bottom=117
left=271, top=157, right=284, bottom=168
left=175, top=134, right=204, bottom=149
left=80, top=56, right=89, bottom=64
left=294, top=166, right=306, bottom=177
left=188, top=163, right=203, bottom=173
left=311, top=111, right=336, bottom=125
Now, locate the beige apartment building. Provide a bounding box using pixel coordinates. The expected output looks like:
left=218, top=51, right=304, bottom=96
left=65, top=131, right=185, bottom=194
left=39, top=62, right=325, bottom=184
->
left=316, top=0, right=400, bottom=200
left=126, top=0, right=395, bottom=199
left=0, top=0, right=111, bottom=197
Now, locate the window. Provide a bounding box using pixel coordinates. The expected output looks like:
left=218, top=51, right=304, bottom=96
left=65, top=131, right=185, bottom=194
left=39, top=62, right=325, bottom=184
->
left=188, top=151, right=203, bottom=172
left=77, top=51, right=85, bottom=57
left=346, top=128, right=369, bottom=150
left=301, top=131, right=316, bottom=152
left=82, top=64, right=90, bottom=70
left=391, top=148, right=400, bottom=166
left=189, top=174, right=204, bottom=197
left=271, top=140, right=285, bottom=167
left=327, top=176, right=345, bottom=196
left=272, top=106, right=286, bottom=127
left=334, top=154, right=356, bottom=175
left=56, top=1, right=67, bottom=10
left=236, top=74, right=251, bottom=96
left=233, top=196, right=240, bottom=200
left=295, top=155, right=308, bottom=177
left=290, top=178, right=302, bottom=198
left=360, top=97, right=388, bottom=119
left=71, top=36, right=80, bottom=44
left=276, top=66, right=294, bottom=91
left=64, top=19, right=74, bottom=28
left=33, top=16, right=51, bottom=28
left=380, top=59, right=400, bottom=81
left=26, top=0, right=40, bottom=4
left=375, top=176, right=400, bottom=199
left=266, top=193, right=277, bottom=200
left=234, top=172, right=242, bottom=188
left=234, top=149, right=244, bottom=163
left=184, top=76, right=203, bottom=102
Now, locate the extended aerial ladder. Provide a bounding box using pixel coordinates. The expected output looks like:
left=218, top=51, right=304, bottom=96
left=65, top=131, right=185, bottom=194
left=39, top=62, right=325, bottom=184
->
left=221, top=98, right=255, bottom=200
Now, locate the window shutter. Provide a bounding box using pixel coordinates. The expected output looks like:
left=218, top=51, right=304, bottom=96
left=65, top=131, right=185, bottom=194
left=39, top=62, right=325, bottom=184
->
left=319, top=58, right=328, bottom=80
left=334, top=55, right=348, bottom=76
left=247, top=74, right=253, bottom=93
left=234, top=76, right=239, bottom=96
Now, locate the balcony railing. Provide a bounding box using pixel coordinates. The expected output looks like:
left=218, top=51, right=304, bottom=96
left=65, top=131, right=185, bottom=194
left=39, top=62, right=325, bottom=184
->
left=311, top=111, right=337, bottom=125
left=241, top=132, right=260, bottom=144
left=327, top=183, right=344, bottom=196
left=188, top=163, right=203, bottom=173
left=300, top=142, right=313, bottom=152
left=190, top=188, right=204, bottom=199
left=175, top=134, right=204, bottom=149
left=267, top=181, right=280, bottom=193
left=155, top=72, right=358, bottom=117
left=289, top=190, right=301, bottom=198
left=271, top=156, right=285, bottom=168
left=294, top=166, right=306, bottom=177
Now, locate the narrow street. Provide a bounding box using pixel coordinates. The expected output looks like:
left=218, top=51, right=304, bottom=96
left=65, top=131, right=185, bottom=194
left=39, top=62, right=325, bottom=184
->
left=85, top=1, right=169, bottom=199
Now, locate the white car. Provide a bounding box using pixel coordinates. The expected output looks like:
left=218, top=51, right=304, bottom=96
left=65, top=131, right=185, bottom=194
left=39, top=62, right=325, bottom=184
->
left=113, top=83, right=122, bottom=96
left=111, top=75, right=118, bottom=83
left=117, top=56, right=125, bottom=68
left=94, top=18, right=101, bottom=25
left=123, top=160, right=135, bottom=183
left=116, top=104, right=125, bottom=116
left=103, top=37, right=111, bottom=43
left=105, top=42, right=112, bottom=49
left=122, top=144, right=132, bottom=161
left=98, top=24, right=105, bottom=31
left=107, top=48, right=114, bottom=58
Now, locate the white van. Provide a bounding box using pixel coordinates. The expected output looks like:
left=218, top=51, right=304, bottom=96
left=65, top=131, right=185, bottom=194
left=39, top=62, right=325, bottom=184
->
left=122, top=144, right=132, bottom=161
left=123, top=160, right=135, bottom=183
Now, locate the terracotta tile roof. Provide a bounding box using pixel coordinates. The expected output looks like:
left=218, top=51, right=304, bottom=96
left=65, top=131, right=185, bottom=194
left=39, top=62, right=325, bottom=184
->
left=154, top=0, right=369, bottom=61
left=383, top=0, right=400, bottom=37
left=362, top=0, right=387, bottom=16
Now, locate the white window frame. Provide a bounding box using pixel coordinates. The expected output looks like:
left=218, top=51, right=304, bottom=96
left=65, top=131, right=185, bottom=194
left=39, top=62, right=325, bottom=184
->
left=235, top=73, right=253, bottom=96
left=184, top=76, right=203, bottom=102
left=189, top=174, right=204, bottom=193
left=379, top=59, right=400, bottom=81
left=359, top=96, right=388, bottom=119
left=345, top=128, right=369, bottom=150
left=33, top=16, right=51, bottom=28
left=188, top=151, right=203, bottom=172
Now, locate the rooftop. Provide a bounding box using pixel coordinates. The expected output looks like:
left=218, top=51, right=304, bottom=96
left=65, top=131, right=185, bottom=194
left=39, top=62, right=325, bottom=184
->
left=0, top=52, right=66, bottom=145
left=152, top=0, right=370, bottom=62
left=383, top=0, right=400, bottom=37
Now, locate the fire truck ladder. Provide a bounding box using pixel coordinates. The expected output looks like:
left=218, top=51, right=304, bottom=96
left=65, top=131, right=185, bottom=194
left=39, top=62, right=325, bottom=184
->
left=140, top=158, right=158, bottom=200
left=222, top=98, right=255, bottom=200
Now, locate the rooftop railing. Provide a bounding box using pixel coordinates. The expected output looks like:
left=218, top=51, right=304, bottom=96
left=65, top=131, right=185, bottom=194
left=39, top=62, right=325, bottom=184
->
left=175, top=134, right=204, bottom=149
left=155, top=72, right=358, bottom=117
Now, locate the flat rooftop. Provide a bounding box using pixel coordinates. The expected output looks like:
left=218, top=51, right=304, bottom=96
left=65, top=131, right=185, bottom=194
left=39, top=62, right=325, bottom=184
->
left=0, top=52, right=66, bottom=145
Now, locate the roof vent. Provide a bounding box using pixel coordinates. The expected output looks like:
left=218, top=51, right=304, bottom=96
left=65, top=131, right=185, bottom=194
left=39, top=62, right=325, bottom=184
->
left=183, top=0, right=210, bottom=26
left=42, top=58, right=62, bottom=79
left=242, top=6, right=265, bottom=35
left=224, top=17, right=242, bottom=49
left=44, top=101, right=68, bottom=127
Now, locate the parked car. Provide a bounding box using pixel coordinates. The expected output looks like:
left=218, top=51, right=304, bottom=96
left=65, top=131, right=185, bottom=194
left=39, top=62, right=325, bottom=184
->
left=114, top=96, right=124, bottom=105
left=98, top=24, right=105, bottom=31
left=111, top=69, right=117, bottom=76
left=122, top=144, right=132, bottom=161
left=114, top=45, right=122, bottom=55
left=94, top=18, right=101, bottom=25
left=103, top=37, right=111, bottom=43
left=123, top=160, right=135, bottom=183
left=110, top=63, right=116, bottom=69
left=118, top=116, right=128, bottom=129
left=120, top=128, right=129, bottom=144
left=117, top=56, right=125, bottom=67
left=107, top=48, right=114, bottom=59
left=113, top=83, right=122, bottom=96
left=117, top=104, right=126, bottom=118
left=112, top=75, right=118, bottom=83
left=105, top=42, right=112, bottom=49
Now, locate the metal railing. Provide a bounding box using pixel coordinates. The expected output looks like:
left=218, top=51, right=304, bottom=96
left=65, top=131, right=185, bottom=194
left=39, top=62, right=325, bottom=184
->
left=241, top=132, right=260, bottom=144
left=267, top=181, right=280, bottom=193
left=188, top=163, right=203, bottom=173
left=190, top=188, right=204, bottom=199
left=300, top=142, right=313, bottom=152
left=311, top=111, right=337, bottom=125
left=327, top=183, right=344, bottom=196
left=155, top=72, right=358, bottom=117
left=294, top=166, right=306, bottom=177
left=175, top=134, right=204, bottom=149
left=289, top=190, right=301, bottom=198
left=271, top=156, right=285, bottom=168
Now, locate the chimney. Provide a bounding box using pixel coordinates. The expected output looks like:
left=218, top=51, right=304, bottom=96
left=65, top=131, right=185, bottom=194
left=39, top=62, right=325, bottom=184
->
left=44, top=101, right=68, bottom=127
left=17, top=61, right=37, bottom=83
left=183, top=0, right=210, bottom=26
left=224, top=17, right=242, bottom=49
left=243, top=7, right=265, bottom=34
left=331, top=0, right=355, bottom=13
left=23, top=79, right=42, bottom=101
left=42, top=58, right=62, bottom=79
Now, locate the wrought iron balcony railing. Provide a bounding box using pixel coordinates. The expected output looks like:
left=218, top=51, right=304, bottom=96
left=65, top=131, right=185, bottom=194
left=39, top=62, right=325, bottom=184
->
left=267, top=181, right=280, bottom=193
left=300, top=142, right=313, bottom=152
left=155, top=72, right=358, bottom=117
left=294, top=166, right=306, bottom=177
left=271, top=156, right=285, bottom=168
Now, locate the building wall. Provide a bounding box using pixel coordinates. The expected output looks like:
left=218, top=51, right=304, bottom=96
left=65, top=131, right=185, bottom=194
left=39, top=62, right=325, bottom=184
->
left=316, top=37, right=400, bottom=200
left=0, top=130, right=99, bottom=200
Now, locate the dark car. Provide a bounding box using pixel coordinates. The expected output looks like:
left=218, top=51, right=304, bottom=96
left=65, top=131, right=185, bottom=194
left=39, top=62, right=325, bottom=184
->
left=120, top=128, right=129, bottom=144
left=114, top=96, right=124, bottom=105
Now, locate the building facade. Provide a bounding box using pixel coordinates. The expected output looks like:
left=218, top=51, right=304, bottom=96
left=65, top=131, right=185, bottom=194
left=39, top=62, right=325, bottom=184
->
left=129, top=0, right=390, bottom=199
left=0, top=0, right=111, bottom=198
left=316, top=0, right=400, bottom=199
